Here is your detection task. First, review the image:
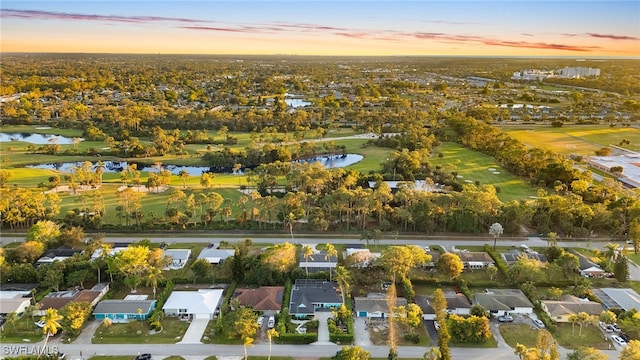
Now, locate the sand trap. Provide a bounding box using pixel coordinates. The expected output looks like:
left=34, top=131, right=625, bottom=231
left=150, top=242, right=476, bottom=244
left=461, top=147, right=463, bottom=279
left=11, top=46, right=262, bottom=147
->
left=456, top=175, right=464, bottom=178
left=465, top=179, right=473, bottom=183
left=488, top=168, right=496, bottom=171
left=117, top=185, right=169, bottom=193
left=35, top=126, right=52, bottom=129
left=492, top=171, right=500, bottom=175
left=44, top=184, right=100, bottom=194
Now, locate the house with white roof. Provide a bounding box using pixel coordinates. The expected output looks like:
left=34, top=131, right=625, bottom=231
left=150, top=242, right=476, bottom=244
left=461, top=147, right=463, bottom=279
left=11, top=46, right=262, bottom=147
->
left=592, top=288, right=640, bottom=312
left=163, top=289, right=224, bottom=320
left=163, top=249, right=191, bottom=270
left=197, top=248, right=235, bottom=265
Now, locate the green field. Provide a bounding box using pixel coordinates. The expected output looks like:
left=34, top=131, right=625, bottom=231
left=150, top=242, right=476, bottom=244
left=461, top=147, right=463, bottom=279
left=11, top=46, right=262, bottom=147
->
left=429, top=142, right=538, bottom=202
left=501, top=125, right=640, bottom=155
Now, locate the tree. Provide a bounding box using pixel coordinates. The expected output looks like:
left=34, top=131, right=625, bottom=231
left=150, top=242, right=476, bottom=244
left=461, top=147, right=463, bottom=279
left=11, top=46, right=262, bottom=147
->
left=146, top=266, right=164, bottom=299
left=261, top=242, right=297, bottom=275
left=433, top=288, right=451, bottom=360
left=436, top=253, right=464, bottom=279
left=0, top=169, right=14, bottom=187
left=267, top=328, right=279, bottom=360
left=324, top=243, right=338, bottom=281
left=567, top=347, right=607, bottom=360
left=629, top=219, right=640, bottom=254
left=547, top=287, right=563, bottom=300
left=568, top=313, right=578, bottom=336
left=5, top=312, right=18, bottom=333
left=422, top=347, right=441, bottom=360
left=178, top=169, right=189, bottom=189
left=39, top=308, right=63, bottom=358
left=334, top=266, right=352, bottom=304
left=620, top=340, right=640, bottom=360
left=486, top=265, right=498, bottom=281
left=546, top=232, right=559, bottom=247
left=600, top=310, right=617, bottom=325
left=332, top=346, right=370, bottom=360
left=59, top=301, right=92, bottom=337
left=191, top=259, right=212, bottom=283
left=243, top=336, right=253, bottom=360
left=379, top=245, right=431, bottom=282
left=284, top=212, right=296, bottom=244
left=614, top=255, right=629, bottom=282
left=470, top=304, right=489, bottom=318
left=395, top=303, right=423, bottom=334
left=556, top=252, right=579, bottom=276
left=489, top=222, right=503, bottom=250
left=26, top=220, right=61, bottom=245
left=302, top=245, right=314, bottom=277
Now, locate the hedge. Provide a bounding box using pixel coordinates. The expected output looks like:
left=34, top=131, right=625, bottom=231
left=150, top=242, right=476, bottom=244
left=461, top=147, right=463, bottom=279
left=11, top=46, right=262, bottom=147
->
left=277, top=332, right=317, bottom=344
left=483, top=244, right=509, bottom=277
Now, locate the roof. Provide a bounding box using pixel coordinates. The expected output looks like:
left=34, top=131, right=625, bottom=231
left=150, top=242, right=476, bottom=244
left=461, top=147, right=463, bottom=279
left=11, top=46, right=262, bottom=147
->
left=290, top=280, right=342, bottom=315
left=0, top=283, right=38, bottom=292
left=41, top=246, right=82, bottom=258
left=592, top=288, right=640, bottom=311
left=474, top=289, right=533, bottom=311
left=454, top=251, right=494, bottom=263
left=162, top=289, right=223, bottom=315
left=415, top=292, right=472, bottom=314
left=233, top=286, right=284, bottom=311
left=501, top=250, right=548, bottom=265
left=94, top=299, right=156, bottom=315
left=39, top=290, right=102, bottom=311
left=354, top=294, right=407, bottom=314
left=197, top=248, right=235, bottom=264
left=0, top=294, right=31, bottom=314
left=541, top=295, right=603, bottom=317
left=164, top=249, right=191, bottom=261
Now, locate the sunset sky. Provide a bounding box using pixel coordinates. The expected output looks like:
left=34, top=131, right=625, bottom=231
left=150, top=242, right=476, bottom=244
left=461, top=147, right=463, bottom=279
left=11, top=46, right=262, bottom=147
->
left=2, top=1, right=639, bottom=57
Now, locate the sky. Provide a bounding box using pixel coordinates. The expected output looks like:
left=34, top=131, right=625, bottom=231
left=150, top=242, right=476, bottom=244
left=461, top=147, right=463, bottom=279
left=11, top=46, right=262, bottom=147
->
left=1, top=1, right=639, bottom=57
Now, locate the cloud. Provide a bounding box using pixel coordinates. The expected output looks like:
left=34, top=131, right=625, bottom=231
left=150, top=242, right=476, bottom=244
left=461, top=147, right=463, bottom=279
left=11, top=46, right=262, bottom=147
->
left=587, top=33, right=639, bottom=41
left=481, top=39, right=598, bottom=52
left=1, top=8, right=204, bottom=24
left=422, top=19, right=482, bottom=26
left=180, top=26, right=252, bottom=33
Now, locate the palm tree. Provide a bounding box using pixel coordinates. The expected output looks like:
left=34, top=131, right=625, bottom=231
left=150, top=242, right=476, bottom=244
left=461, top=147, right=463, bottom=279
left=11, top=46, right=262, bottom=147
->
left=146, top=267, right=164, bottom=299
left=267, top=328, right=279, bottom=360
left=489, top=222, right=503, bottom=250
left=603, top=243, right=618, bottom=261
left=568, top=314, right=578, bottom=336
left=334, top=266, right=352, bottom=304
left=178, top=169, right=189, bottom=189
left=546, top=232, right=559, bottom=247
left=302, top=245, right=314, bottom=277
left=324, top=243, right=338, bottom=281
left=285, top=212, right=296, bottom=244
left=39, top=308, right=63, bottom=359
left=243, top=336, right=253, bottom=360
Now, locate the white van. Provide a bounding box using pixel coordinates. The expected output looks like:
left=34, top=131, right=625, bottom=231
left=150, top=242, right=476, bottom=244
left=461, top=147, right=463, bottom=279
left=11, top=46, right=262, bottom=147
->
left=267, top=315, right=275, bottom=328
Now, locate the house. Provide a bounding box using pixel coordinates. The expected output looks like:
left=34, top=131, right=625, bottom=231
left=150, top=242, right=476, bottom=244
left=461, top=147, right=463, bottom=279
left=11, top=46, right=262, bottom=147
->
left=0, top=292, right=32, bottom=316
left=568, top=250, right=605, bottom=278
left=473, top=289, right=534, bottom=317
left=197, top=248, right=235, bottom=264
left=591, top=288, right=640, bottom=312
left=354, top=293, right=407, bottom=318
left=415, top=291, right=472, bottom=320
left=162, top=289, right=223, bottom=320
left=501, top=250, right=547, bottom=266
left=289, top=279, right=342, bottom=318
left=343, top=248, right=381, bottom=268
left=452, top=250, right=494, bottom=269
left=233, top=286, right=284, bottom=313
left=35, top=246, right=83, bottom=266
left=163, top=249, right=191, bottom=270
left=299, top=252, right=337, bottom=274
left=93, top=298, right=156, bottom=323
left=36, top=283, right=109, bottom=316
left=541, top=295, right=603, bottom=322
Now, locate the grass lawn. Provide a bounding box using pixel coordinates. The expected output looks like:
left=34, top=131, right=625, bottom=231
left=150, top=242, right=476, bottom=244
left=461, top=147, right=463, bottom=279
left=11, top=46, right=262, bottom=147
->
left=368, top=321, right=430, bottom=347
left=554, top=322, right=611, bottom=350
left=92, top=317, right=189, bottom=344
left=501, top=125, right=640, bottom=155
left=499, top=323, right=540, bottom=348
left=429, top=142, right=538, bottom=202
left=450, top=336, right=498, bottom=348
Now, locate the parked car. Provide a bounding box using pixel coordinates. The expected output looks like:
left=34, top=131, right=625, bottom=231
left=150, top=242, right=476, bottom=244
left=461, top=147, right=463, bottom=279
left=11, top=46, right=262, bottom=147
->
left=498, top=315, right=514, bottom=323
left=434, top=321, right=440, bottom=331
left=611, top=324, right=622, bottom=332
left=135, top=354, right=152, bottom=360
left=612, top=335, right=627, bottom=346
left=257, top=316, right=264, bottom=326
left=533, top=319, right=545, bottom=328
left=267, top=315, right=275, bottom=329
left=620, top=333, right=632, bottom=342
left=599, top=321, right=613, bottom=333
left=35, top=320, right=45, bottom=328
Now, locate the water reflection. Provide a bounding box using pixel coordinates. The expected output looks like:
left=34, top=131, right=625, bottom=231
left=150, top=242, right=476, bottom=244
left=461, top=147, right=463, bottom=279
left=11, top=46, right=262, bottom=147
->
left=0, top=132, right=81, bottom=145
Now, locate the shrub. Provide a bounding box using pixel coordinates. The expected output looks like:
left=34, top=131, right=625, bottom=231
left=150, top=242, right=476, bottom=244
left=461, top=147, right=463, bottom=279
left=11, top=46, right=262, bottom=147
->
left=404, top=333, right=420, bottom=343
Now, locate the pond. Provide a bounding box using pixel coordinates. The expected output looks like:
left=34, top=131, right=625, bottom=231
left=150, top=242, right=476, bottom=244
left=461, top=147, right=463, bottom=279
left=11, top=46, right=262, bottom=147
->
left=24, top=154, right=364, bottom=175
left=284, top=93, right=312, bottom=108
left=0, top=132, right=81, bottom=145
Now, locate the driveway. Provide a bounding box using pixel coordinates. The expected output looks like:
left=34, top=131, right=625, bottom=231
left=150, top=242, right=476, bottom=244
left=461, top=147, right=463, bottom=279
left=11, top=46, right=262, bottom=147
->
left=353, top=317, right=372, bottom=346
left=178, top=318, right=208, bottom=344
left=312, top=312, right=333, bottom=345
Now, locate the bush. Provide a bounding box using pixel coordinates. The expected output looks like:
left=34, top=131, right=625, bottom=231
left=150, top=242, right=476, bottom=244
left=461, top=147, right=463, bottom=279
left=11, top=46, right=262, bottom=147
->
left=404, top=333, right=420, bottom=343
left=277, top=332, right=317, bottom=344
left=484, top=244, right=509, bottom=277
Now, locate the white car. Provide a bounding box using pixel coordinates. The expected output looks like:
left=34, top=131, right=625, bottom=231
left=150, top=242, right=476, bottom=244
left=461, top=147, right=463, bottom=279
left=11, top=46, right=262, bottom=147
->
left=35, top=320, right=45, bottom=328
left=612, top=335, right=627, bottom=346
left=257, top=316, right=264, bottom=326
left=434, top=321, right=440, bottom=331
left=533, top=319, right=545, bottom=328
left=267, top=316, right=275, bottom=329
left=611, top=324, right=622, bottom=332
left=599, top=321, right=613, bottom=333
